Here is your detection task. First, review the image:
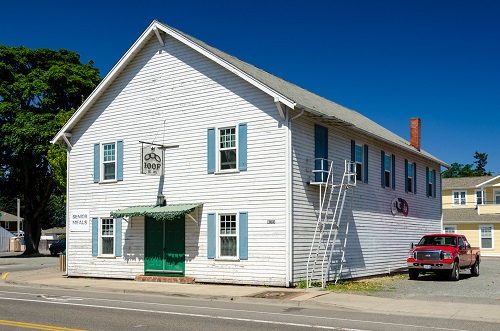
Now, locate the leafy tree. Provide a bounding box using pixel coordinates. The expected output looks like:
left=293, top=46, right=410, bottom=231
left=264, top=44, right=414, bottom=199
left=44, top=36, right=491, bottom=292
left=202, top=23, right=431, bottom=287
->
left=442, top=151, right=492, bottom=178
left=0, top=45, right=101, bottom=255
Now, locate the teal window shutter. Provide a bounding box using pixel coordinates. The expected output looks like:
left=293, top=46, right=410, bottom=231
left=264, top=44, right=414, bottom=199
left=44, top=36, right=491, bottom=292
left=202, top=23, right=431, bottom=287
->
left=207, top=128, right=215, bottom=173
left=207, top=213, right=216, bottom=258
left=363, top=144, right=369, bottom=183
left=115, top=218, right=122, bottom=257
left=404, top=159, right=408, bottom=193
left=380, top=151, right=385, bottom=188
left=426, top=167, right=430, bottom=197
left=413, top=162, right=417, bottom=194
left=117, top=141, right=123, bottom=181
left=239, top=212, right=248, bottom=260
left=92, top=217, right=98, bottom=256
left=238, top=123, right=247, bottom=171
left=314, top=125, right=328, bottom=182
left=350, top=140, right=355, bottom=162
left=391, top=155, right=396, bottom=190
left=94, top=144, right=100, bottom=183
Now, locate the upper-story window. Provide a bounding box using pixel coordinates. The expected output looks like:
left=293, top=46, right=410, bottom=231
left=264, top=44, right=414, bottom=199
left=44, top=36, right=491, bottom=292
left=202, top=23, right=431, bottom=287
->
left=426, top=167, right=436, bottom=198
left=475, top=190, right=485, bottom=205
left=381, top=151, right=395, bottom=189
left=495, top=190, right=500, bottom=204
left=453, top=191, right=466, bottom=206
left=207, top=124, right=247, bottom=173
left=405, top=160, right=416, bottom=194
left=351, top=141, right=368, bottom=183
left=93, top=141, right=123, bottom=183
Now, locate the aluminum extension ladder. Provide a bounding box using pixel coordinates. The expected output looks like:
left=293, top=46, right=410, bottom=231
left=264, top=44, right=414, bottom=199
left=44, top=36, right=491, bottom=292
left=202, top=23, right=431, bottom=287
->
left=306, top=160, right=356, bottom=288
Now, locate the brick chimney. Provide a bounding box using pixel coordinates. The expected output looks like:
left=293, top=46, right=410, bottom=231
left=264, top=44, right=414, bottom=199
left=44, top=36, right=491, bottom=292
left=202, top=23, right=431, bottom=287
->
left=410, top=118, right=421, bottom=151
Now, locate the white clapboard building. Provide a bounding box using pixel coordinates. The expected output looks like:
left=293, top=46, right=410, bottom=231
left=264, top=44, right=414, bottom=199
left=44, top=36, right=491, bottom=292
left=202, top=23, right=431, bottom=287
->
left=51, top=20, right=447, bottom=286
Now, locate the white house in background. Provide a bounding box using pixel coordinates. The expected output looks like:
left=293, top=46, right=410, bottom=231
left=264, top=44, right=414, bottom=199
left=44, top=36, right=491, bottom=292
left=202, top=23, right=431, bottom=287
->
left=51, top=20, right=448, bottom=286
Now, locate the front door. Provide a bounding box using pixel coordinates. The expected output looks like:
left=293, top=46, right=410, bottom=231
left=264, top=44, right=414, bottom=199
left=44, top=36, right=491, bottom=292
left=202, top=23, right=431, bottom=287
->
left=145, top=216, right=185, bottom=276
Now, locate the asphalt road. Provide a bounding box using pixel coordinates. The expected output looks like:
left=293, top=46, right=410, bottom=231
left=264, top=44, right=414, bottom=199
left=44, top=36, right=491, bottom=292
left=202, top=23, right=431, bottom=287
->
left=0, top=285, right=498, bottom=331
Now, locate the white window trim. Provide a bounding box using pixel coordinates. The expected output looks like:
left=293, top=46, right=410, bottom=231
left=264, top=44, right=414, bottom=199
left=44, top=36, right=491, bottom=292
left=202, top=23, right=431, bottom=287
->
left=494, top=190, right=500, bottom=205
left=407, top=161, right=414, bottom=193
left=355, top=143, right=364, bottom=182
left=443, top=225, right=457, bottom=234
left=216, top=212, right=240, bottom=261
left=101, top=142, right=117, bottom=182
left=5, top=222, right=9, bottom=230
left=99, top=217, right=115, bottom=257
left=452, top=190, right=467, bottom=206
left=216, top=126, right=239, bottom=173
left=475, top=190, right=485, bottom=206
left=479, top=224, right=494, bottom=250
left=384, top=153, right=391, bottom=188
left=427, top=168, right=434, bottom=197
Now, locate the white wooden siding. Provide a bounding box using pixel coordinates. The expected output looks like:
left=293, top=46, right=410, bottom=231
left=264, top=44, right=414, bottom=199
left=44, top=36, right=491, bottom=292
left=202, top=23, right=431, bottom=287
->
left=67, top=34, right=288, bottom=285
left=290, top=113, right=442, bottom=283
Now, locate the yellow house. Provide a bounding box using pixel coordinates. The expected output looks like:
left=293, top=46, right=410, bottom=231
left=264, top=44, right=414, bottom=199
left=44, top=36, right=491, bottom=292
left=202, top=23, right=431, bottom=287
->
left=442, top=176, right=500, bottom=256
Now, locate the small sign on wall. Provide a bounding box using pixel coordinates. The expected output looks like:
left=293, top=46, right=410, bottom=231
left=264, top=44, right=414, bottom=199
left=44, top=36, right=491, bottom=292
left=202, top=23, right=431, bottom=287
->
left=141, top=144, right=164, bottom=176
left=70, top=210, right=90, bottom=232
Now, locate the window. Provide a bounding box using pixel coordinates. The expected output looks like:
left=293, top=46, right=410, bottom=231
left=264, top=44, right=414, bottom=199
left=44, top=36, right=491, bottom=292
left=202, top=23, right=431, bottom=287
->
left=93, top=141, right=123, bottom=183
left=219, top=214, right=237, bottom=257
left=444, top=226, right=457, bottom=234
left=405, top=160, right=416, bottom=194
left=480, top=225, right=493, bottom=249
left=207, top=124, right=247, bottom=173
left=475, top=190, right=485, bottom=205
left=101, top=218, right=114, bottom=255
left=495, top=190, right=500, bottom=204
left=91, top=217, right=122, bottom=257
left=453, top=191, right=467, bottom=206
left=381, top=152, right=395, bottom=189
left=103, top=143, right=116, bottom=180
left=426, top=167, right=436, bottom=198
left=5, top=222, right=9, bottom=230
left=207, top=212, right=248, bottom=260
left=351, top=141, right=368, bottom=183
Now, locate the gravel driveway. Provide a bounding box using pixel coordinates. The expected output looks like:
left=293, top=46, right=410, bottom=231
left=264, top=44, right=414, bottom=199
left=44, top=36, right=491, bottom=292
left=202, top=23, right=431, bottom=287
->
left=372, top=257, right=500, bottom=305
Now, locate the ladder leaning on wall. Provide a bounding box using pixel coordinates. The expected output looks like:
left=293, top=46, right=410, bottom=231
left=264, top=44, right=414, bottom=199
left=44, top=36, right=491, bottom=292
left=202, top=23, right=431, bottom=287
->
left=306, top=160, right=356, bottom=288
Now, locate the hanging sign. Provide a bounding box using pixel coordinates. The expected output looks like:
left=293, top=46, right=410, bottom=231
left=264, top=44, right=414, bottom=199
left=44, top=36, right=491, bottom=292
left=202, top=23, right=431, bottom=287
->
left=141, top=144, right=164, bottom=176
left=70, top=210, right=90, bottom=232
left=391, top=197, right=409, bottom=217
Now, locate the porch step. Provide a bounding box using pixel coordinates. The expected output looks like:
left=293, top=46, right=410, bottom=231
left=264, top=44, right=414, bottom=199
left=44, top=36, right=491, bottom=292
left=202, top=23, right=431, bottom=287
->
left=135, top=275, right=195, bottom=284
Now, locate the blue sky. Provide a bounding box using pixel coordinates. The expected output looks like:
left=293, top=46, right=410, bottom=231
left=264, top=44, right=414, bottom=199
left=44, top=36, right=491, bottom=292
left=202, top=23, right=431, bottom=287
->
left=2, top=0, right=499, bottom=174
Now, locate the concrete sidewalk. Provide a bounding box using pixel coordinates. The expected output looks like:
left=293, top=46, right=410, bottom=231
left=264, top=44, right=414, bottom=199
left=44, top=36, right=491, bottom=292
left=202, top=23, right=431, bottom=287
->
left=2, top=265, right=499, bottom=324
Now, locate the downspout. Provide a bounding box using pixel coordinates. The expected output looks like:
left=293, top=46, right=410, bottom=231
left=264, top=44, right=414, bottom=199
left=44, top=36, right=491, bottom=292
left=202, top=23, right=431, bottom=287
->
left=285, top=108, right=304, bottom=287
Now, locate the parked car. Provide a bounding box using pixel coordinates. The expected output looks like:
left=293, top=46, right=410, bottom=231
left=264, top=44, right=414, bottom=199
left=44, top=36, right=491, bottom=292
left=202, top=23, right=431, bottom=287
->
left=407, top=233, right=480, bottom=281
left=49, top=238, right=66, bottom=256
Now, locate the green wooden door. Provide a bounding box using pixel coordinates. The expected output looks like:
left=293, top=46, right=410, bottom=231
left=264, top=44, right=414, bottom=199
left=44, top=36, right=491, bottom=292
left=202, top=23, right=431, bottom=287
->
left=145, top=216, right=185, bottom=276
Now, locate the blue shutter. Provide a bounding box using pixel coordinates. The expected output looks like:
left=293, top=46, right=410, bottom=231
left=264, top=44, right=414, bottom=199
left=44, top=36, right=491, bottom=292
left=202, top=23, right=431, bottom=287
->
left=413, top=162, right=417, bottom=194
left=239, top=212, right=248, bottom=260
left=315, top=125, right=328, bottom=182
left=92, top=217, right=98, bottom=256
left=363, top=144, right=369, bottom=183
left=350, top=140, right=355, bottom=162
left=117, top=141, right=123, bottom=181
left=207, top=128, right=215, bottom=173
left=207, top=213, right=216, bottom=258
left=391, top=154, right=396, bottom=190
left=433, top=169, right=437, bottom=198
left=238, top=123, right=247, bottom=171
left=426, top=167, right=430, bottom=197
left=93, top=144, right=100, bottom=183
left=404, top=159, right=408, bottom=193
left=115, top=218, right=122, bottom=257
left=381, top=151, right=385, bottom=188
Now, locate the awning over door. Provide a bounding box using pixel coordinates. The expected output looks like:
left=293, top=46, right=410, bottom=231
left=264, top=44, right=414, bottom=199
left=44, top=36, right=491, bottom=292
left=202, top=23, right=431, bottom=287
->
left=110, top=203, right=201, bottom=221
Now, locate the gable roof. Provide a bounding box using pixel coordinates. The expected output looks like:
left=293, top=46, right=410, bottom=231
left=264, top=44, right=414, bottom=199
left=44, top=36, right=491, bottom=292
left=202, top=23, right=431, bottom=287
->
left=443, top=208, right=500, bottom=224
left=442, top=175, right=500, bottom=190
left=0, top=210, right=23, bottom=222
left=51, top=20, right=447, bottom=167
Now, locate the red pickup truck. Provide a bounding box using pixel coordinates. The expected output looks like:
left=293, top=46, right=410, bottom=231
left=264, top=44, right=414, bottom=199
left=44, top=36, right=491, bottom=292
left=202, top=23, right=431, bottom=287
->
left=407, top=234, right=480, bottom=281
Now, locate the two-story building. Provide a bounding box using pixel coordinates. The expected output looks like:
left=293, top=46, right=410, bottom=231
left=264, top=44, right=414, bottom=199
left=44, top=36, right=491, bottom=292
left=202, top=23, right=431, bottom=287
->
left=442, top=176, right=500, bottom=256
left=51, top=20, right=448, bottom=286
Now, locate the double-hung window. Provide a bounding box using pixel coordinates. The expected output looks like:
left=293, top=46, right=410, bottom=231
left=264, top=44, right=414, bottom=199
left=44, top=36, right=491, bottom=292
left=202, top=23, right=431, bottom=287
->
left=480, top=225, right=493, bottom=249
left=453, top=191, right=467, bottom=206
left=426, top=167, right=437, bottom=198
left=94, top=141, right=124, bottom=183
left=351, top=141, right=368, bottom=183
left=101, top=218, right=115, bottom=255
left=444, top=226, right=457, bottom=234
left=405, top=160, right=417, bottom=194
left=475, top=190, right=485, bottom=205
left=207, top=124, right=247, bottom=173
left=207, top=212, right=248, bottom=260
left=91, top=217, right=122, bottom=257
left=381, top=151, right=395, bottom=189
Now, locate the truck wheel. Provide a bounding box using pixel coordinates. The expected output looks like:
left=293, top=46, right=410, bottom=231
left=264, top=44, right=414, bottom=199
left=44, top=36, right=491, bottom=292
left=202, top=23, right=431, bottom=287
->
left=409, top=269, right=419, bottom=280
left=471, top=259, right=480, bottom=277
left=449, top=261, right=459, bottom=281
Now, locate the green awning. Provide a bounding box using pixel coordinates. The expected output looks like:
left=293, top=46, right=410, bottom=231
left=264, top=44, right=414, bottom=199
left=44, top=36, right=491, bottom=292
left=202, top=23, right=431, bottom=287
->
left=110, top=203, right=201, bottom=221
